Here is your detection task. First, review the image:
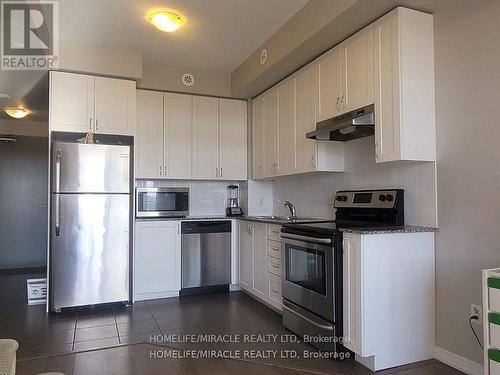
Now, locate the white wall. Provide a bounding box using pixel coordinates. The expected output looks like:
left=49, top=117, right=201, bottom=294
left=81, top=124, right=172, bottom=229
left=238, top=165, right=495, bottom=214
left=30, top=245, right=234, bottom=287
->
left=59, top=39, right=142, bottom=79
left=135, top=180, right=239, bottom=216
left=0, top=119, right=48, bottom=137
left=433, top=0, right=500, bottom=365
left=139, top=60, right=232, bottom=98
left=272, top=137, right=437, bottom=226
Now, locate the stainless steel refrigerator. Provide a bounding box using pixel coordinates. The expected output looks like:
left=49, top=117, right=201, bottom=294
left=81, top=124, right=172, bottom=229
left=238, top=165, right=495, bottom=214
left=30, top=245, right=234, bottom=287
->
left=50, top=141, right=131, bottom=311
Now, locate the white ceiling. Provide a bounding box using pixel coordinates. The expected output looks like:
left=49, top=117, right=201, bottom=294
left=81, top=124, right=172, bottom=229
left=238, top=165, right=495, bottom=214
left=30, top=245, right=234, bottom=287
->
left=0, top=0, right=307, bottom=122
left=58, top=0, right=309, bottom=73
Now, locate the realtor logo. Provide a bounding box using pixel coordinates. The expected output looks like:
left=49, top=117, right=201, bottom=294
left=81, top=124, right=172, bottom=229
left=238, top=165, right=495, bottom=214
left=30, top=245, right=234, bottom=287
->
left=1, top=0, right=59, bottom=70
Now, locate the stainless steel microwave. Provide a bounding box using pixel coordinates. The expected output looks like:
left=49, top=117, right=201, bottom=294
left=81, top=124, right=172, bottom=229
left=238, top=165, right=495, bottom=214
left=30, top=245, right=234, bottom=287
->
left=135, top=187, right=189, bottom=218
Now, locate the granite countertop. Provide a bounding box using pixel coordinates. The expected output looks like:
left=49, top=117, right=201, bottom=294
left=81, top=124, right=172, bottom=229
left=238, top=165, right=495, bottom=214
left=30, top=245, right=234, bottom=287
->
left=339, top=225, right=438, bottom=234
left=136, top=215, right=230, bottom=222
left=239, top=215, right=333, bottom=225
left=136, top=215, right=333, bottom=225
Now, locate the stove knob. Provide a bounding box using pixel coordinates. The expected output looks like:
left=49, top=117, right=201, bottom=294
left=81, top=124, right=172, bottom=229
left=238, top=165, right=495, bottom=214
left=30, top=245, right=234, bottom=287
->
left=336, top=196, right=343, bottom=202
left=386, top=194, right=394, bottom=202
left=341, top=195, right=348, bottom=202
left=379, top=195, right=386, bottom=201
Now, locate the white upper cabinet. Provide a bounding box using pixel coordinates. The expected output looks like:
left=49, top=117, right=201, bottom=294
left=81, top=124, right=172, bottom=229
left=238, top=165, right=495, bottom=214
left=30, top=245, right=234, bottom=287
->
left=342, top=24, right=374, bottom=112
left=50, top=71, right=94, bottom=133
left=317, top=47, right=343, bottom=122
left=295, top=64, right=319, bottom=173
left=296, top=64, right=345, bottom=174
left=219, top=98, right=248, bottom=180
left=318, top=24, right=374, bottom=119
left=136, top=90, right=247, bottom=181
left=374, top=8, right=436, bottom=163
left=164, top=93, right=192, bottom=179
left=250, top=7, right=435, bottom=179
left=252, top=96, right=265, bottom=180
left=136, top=90, right=163, bottom=179
left=277, top=79, right=295, bottom=176
left=250, top=62, right=344, bottom=180
left=263, top=88, right=279, bottom=178
left=192, top=96, right=220, bottom=180
left=50, top=71, right=135, bottom=136
left=94, top=77, right=136, bottom=135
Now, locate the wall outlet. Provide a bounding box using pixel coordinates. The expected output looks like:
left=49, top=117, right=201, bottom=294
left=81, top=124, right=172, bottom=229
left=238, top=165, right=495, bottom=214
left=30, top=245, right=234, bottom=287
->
left=470, top=304, right=482, bottom=325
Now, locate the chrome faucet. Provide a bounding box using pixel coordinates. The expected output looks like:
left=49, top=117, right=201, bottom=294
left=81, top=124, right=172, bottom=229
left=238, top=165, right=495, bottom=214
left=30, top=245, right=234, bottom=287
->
left=284, top=200, right=297, bottom=218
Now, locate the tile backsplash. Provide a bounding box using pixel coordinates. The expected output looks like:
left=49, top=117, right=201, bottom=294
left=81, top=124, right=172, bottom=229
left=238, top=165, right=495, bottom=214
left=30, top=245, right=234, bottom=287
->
left=136, top=179, right=239, bottom=216
left=272, top=137, right=437, bottom=226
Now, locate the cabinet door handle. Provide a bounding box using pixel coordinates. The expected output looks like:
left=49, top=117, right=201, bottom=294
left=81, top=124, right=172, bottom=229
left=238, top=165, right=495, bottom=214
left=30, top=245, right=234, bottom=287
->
left=336, top=97, right=340, bottom=111
left=159, top=165, right=163, bottom=176
left=164, top=164, right=167, bottom=176
left=95, top=118, right=99, bottom=131
left=215, top=168, right=219, bottom=178
left=220, top=168, right=223, bottom=178
left=89, top=117, right=92, bottom=130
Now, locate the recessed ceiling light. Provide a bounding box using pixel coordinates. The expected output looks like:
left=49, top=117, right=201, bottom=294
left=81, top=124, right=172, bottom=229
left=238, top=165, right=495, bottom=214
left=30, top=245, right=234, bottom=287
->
left=4, top=106, right=30, bottom=119
left=148, top=11, right=185, bottom=33
left=0, top=93, right=10, bottom=99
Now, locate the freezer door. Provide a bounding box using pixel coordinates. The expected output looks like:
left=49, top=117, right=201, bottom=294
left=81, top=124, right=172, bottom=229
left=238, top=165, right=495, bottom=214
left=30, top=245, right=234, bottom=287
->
left=51, top=194, right=130, bottom=309
left=52, top=141, right=130, bottom=193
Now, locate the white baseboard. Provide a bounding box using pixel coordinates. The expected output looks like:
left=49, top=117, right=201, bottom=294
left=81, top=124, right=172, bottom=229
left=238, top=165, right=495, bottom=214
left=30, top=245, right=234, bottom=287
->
left=434, top=346, right=484, bottom=375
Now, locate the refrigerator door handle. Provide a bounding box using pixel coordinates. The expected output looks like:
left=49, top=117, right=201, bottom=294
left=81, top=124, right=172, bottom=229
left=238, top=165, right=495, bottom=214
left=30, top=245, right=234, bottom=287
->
left=55, top=150, right=61, bottom=193
left=55, top=150, right=61, bottom=236
left=55, top=194, right=61, bottom=236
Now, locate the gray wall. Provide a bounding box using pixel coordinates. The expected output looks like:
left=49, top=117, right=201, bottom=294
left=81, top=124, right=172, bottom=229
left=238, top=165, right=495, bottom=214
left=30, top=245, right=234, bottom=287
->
left=0, top=136, right=48, bottom=269
left=434, top=0, right=500, bottom=364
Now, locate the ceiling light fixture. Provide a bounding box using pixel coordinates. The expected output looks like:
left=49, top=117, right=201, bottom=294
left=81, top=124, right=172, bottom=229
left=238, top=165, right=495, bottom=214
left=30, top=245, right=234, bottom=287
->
left=0, top=93, right=10, bottom=99
left=4, top=106, right=30, bottom=119
left=148, top=11, right=185, bottom=33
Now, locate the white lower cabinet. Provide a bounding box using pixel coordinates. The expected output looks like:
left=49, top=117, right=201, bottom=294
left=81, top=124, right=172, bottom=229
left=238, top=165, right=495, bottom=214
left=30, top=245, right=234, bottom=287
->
left=238, top=221, right=254, bottom=290
left=134, top=221, right=181, bottom=301
left=342, top=231, right=435, bottom=371
left=237, top=220, right=283, bottom=311
left=252, top=223, right=267, bottom=299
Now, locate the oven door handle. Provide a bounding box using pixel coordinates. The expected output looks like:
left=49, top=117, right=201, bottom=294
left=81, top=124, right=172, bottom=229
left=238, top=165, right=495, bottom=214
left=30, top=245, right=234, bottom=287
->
left=282, top=303, right=334, bottom=331
left=281, top=233, right=331, bottom=245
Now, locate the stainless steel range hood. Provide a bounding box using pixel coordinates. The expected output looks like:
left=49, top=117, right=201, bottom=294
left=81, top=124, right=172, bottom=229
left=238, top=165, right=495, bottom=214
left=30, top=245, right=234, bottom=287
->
left=306, top=104, right=374, bottom=142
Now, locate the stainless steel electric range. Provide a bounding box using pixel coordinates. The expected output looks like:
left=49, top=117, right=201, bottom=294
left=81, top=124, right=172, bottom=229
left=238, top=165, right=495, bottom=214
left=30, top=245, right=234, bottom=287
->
left=280, top=189, right=404, bottom=355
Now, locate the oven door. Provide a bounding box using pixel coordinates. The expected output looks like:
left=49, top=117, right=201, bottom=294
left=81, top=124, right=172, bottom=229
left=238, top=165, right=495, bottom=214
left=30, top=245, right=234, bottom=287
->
left=135, top=188, right=189, bottom=218
left=282, top=234, right=334, bottom=321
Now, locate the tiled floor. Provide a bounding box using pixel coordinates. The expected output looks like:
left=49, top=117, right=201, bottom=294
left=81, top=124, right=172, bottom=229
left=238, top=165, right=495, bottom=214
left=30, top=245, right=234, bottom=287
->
left=1, top=269, right=465, bottom=374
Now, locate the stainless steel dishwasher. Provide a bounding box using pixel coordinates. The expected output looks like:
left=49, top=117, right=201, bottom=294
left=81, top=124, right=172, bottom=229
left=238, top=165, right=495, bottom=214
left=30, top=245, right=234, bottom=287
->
left=180, top=221, right=231, bottom=295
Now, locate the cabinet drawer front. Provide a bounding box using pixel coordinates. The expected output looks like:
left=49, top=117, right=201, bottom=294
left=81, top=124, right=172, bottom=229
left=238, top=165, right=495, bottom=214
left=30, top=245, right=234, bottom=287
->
left=267, top=240, right=281, bottom=259
left=267, top=256, right=282, bottom=277
left=267, top=224, right=282, bottom=241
